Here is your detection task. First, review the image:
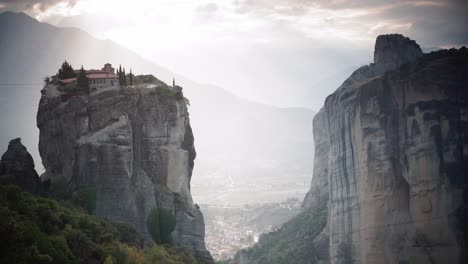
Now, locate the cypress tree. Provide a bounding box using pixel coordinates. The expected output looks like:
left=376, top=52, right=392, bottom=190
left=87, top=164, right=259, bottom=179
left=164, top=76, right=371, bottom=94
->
left=123, top=68, right=127, bottom=86
left=129, top=69, right=133, bottom=86
left=118, top=65, right=123, bottom=84
left=77, top=66, right=89, bottom=93
left=146, top=208, right=176, bottom=244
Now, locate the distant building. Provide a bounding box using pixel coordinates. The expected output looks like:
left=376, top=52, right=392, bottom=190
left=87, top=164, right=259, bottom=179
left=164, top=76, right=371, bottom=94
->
left=59, top=63, right=119, bottom=92
left=87, top=72, right=119, bottom=91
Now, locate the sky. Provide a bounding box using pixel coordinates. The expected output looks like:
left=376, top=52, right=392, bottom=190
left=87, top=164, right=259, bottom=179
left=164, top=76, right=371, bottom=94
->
left=1, top=0, right=467, bottom=109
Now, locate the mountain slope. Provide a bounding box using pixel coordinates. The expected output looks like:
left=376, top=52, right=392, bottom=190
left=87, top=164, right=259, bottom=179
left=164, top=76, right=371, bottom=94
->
left=0, top=11, right=315, bottom=205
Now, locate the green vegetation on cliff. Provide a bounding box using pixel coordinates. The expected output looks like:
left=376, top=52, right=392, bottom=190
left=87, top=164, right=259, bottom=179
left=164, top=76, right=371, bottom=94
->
left=132, top=74, right=167, bottom=87
left=71, top=185, right=97, bottom=215
left=233, top=205, right=327, bottom=264
left=147, top=208, right=177, bottom=244
left=0, top=185, right=200, bottom=264
left=150, top=86, right=174, bottom=101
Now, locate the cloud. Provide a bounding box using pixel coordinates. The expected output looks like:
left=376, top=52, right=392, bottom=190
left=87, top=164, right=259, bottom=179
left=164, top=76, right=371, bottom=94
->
left=233, top=0, right=468, bottom=46
left=0, top=0, right=77, bottom=14
left=234, top=0, right=448, bottom=14
left=196, top=3, right=218, bottom=14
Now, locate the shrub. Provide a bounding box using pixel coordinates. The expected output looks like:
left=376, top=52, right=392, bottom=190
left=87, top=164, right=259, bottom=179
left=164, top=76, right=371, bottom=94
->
left=150, top=86, right=174, bottom=101
left=104, top=256, right=115, bottom=264
left=63, top=227, right=97, bottom=261
left=144, top=245, right=175, bottom=263
left=144, top=244, right=196, bottom=264
left=0, top=185, right=198, bottom=264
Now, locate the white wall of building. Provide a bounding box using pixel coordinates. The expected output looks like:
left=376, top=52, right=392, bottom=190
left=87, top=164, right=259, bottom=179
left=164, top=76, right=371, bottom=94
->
left=89, top=78, right=119, bottom=91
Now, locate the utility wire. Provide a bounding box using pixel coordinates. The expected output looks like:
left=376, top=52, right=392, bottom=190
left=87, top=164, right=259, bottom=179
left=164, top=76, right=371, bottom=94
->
left=0, top=83, right=43, bottom=85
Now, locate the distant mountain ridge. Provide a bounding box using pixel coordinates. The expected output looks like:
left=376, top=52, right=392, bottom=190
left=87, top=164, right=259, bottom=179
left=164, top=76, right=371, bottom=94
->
left=0, top=11, right=315, bottom=205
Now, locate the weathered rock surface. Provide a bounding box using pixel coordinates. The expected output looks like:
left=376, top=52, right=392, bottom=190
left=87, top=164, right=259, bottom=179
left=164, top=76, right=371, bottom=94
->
left=239, top=34, right=467, bottom=264
left=0, top=138, right=43, bottom=194
left=301, top=34, right=468, bottom=263
left=37, top=86, right=213, bottom=262
left=373, top=34, right=423, bottom=73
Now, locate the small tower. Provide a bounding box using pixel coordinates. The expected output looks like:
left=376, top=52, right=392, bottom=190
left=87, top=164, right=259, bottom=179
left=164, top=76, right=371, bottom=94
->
left=102, top=63, right=115, bottom=74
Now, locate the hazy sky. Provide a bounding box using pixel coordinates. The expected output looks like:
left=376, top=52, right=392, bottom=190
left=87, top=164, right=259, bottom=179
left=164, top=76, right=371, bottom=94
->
left=1, top=0, right=467, bottom=108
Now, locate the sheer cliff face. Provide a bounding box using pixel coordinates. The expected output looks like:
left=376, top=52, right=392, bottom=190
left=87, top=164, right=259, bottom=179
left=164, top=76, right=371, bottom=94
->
left=37, top=86, right=212, bottom=262
left=302, top=35, right=468, bottom=264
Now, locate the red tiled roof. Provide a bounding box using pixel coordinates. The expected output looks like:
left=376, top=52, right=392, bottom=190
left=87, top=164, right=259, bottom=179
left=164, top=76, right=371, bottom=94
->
left=73, top=69, right=109, bottom=74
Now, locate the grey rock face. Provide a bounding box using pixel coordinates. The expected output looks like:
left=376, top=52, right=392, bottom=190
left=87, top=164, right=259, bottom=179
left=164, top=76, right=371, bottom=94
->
left=0, top=138, right=43, bottom=194
left=302, top=110, right=329, bottom=211
left=37, top=87, right=213, bottom=262
left=373, top=34, right=423, bottom=73
left=302, top=36, right=467, bottom=264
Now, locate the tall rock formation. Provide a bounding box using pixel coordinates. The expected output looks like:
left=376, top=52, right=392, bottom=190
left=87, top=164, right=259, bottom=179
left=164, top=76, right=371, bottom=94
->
left=37, top=84, right=213, bottom=262
left=303, top=34, right=467, bottom=264
left=238, top=34, right=467, bottom=264
left=0, top=138, right=43, bottom=194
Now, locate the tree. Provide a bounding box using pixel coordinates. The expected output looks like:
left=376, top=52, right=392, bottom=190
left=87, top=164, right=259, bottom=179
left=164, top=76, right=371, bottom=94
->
left=146, top=208, right=176, bottom=244
left=158, top=209, right=176, bottom=243
left=118, top=65, right=123, bottom=85
left=147, top=209, right=161, bottom=243
left=76, top=66, right=90, bottom=93
left=43, top=76, right=50, bottom=85
left=123, top=68, right=127, bottom=86
left=129, top=69, right=133, bottom=86
left=58, top=61, right=77, bottom=79
left=72, top=186, right=96, bottom=214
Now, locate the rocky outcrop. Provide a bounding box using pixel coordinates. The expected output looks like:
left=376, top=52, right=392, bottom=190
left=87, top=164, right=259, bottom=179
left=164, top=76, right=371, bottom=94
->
left=301, top=35, right=468, bottom=263
left=373, top=34, right=422, bottom=73
left=0, top=138, right=43, bottom=194
left=37, top=85, right=213, bottom=262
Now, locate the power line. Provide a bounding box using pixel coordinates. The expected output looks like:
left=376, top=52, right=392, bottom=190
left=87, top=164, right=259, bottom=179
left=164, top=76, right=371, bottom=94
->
left=0, top=83, right=43, bottom=85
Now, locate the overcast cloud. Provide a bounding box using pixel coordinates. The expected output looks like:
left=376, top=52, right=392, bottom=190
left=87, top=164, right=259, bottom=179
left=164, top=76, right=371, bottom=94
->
left=0, top=0, right=77, bottom=13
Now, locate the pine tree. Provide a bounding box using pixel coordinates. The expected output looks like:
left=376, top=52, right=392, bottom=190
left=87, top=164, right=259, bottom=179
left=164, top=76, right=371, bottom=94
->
left=57, top=61, right=77, bottom=79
